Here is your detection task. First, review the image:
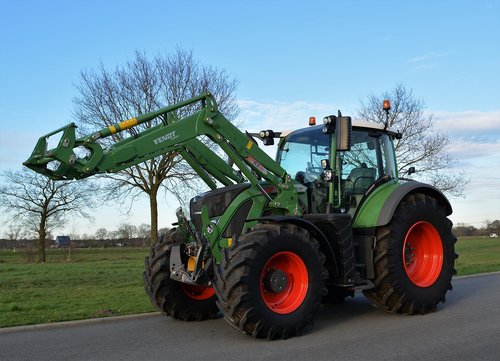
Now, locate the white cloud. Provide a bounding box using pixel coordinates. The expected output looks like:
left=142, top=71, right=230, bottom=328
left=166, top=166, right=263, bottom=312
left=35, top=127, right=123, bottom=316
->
left=237, top=99, right=335, bottom=131
left=413, top=63, right=438, bottom=71
left=448, top=139, right=500, bottom=161
left=378, top=35, right=398, bottom=42
left=407, top=52, right=451, bottom=72
left=408, top=52, right=451, bottom=63
left=434, top=110, right=500, bottom=132
left=432, top=110, right=500, bottom=161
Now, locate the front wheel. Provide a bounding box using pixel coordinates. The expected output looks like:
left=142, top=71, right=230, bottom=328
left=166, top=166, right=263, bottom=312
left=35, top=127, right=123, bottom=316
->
left=363, top=194, right=458, bottom=314
left=214, top=223, right=328, bottom=340
left=143, top=229, right=218, bottom=321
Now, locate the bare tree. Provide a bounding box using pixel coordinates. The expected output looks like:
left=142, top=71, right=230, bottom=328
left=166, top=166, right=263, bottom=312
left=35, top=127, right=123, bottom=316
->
left=137, top=224, right=150, bottom=237
left=137, top=223, right=151, bottom=247
left=72, top=48, right=239, bottom=243
left=0, top=169, right=96, bottom=263
left=116, top=222, right=137, bottom=240
left=5, top=224, right=26, bottom=249
left=95, top=227, right=108, bottom=241
left=357, top=83, right=468, bottom=197
left=487, top=220, right=500, bottom=235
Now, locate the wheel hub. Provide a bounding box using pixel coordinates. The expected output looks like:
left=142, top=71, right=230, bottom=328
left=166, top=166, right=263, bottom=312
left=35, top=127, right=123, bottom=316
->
left=402, top=221, right=444, bottom=287
left=404, top=242, right=415, bottom=266
left=259, top=251, right=309, bottom=314
left=263, top=268, right=288, bottom=293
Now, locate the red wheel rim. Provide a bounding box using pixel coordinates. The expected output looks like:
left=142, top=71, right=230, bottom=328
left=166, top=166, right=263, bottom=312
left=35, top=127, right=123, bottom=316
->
left=260, top=251, right=309, bottom=314
left=180, top=284, right=215, bottom=300
left=403, top=221, right=443, bottom=287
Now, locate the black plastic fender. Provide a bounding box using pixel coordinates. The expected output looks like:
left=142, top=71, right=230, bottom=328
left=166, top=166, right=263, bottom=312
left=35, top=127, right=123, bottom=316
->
left=258, top=216, right=341, bottom=279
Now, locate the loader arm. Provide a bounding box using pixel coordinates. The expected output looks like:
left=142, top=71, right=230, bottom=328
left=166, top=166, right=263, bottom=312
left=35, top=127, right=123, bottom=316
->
left=24, top=92, right=298, bottom=215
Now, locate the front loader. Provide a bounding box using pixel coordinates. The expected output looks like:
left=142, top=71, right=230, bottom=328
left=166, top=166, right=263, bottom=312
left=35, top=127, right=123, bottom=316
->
left=24, top=92, right=457, bottom=339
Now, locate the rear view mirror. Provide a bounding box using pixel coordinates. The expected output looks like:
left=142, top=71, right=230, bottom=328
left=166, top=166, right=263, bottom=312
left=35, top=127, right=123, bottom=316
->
left=336, top=116, right=351, bottom=151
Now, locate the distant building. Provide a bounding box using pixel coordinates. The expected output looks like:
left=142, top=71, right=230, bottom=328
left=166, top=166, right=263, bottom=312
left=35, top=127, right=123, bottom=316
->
left=55, top=236, right=71, bottom=247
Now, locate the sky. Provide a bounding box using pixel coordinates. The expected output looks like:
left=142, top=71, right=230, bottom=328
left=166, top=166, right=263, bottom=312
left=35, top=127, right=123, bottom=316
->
left=0, top=0, right=499, bottom=236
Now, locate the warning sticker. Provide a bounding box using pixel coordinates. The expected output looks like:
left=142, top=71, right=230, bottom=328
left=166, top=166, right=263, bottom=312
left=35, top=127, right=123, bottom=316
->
left=247, top=156, right=268, bottom=175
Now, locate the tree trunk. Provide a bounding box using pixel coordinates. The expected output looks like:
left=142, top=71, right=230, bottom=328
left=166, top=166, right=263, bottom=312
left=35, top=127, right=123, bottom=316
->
left=149, top=187, right=159, bottom=245
left=37, top=229, right=46, bottom=263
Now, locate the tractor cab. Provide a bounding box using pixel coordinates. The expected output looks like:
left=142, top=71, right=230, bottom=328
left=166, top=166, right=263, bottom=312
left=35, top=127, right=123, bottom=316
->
left=277, top=121, right=398, bottom=215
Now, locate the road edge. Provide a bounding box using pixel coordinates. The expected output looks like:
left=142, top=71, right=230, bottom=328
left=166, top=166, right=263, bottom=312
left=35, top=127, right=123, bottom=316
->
left=0, top=311, right=161, bottom=334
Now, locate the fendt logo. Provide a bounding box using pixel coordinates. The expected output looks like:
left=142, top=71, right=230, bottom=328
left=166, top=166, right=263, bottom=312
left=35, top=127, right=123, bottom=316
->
left=153, top=131, right=178, bottom=145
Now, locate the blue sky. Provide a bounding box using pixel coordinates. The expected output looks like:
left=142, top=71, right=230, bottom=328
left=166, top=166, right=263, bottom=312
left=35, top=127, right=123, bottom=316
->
left=0, top=0, right=499, bottom=235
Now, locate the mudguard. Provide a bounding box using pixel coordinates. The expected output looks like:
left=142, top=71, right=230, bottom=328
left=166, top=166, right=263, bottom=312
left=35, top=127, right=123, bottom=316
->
left=354, top=180, right=452, bottom=228
left=258, top=216, right=341, bottom=278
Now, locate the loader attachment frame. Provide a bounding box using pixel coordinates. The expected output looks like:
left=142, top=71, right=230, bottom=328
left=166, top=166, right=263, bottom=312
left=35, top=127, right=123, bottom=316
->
left=24, top=93, right=288, bottom=185
left=24, top=92, right=301, bottom=261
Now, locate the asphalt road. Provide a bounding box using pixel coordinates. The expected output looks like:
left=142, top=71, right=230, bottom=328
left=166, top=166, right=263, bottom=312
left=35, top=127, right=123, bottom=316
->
left=1, top=273, right=499, bottom=361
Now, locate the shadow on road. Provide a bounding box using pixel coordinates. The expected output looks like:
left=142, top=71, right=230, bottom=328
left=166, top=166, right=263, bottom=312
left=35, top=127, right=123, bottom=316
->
left=306, top=294, right=378, bottom=335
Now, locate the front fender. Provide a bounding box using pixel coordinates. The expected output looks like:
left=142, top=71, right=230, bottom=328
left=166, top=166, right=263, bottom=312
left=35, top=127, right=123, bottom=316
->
left=353, top=180, right=452, bottom=228
left=257, top=215, right=340, bottom=278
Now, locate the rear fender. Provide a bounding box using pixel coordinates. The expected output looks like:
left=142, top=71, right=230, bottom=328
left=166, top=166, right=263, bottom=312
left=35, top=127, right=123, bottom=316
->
left=354, top=181, right=452, bottom=228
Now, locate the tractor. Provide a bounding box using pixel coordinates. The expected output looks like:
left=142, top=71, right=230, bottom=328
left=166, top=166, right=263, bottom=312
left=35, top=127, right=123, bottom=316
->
left=24, top=92, right=457, bottom=339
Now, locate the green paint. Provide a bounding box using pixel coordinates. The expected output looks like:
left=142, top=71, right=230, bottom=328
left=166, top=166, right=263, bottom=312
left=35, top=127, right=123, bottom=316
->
left=353, top=180, right=400, bottom=228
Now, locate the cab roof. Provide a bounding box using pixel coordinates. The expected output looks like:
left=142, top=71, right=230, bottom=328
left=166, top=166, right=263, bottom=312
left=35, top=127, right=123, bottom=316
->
left=280, top=120, right=399, bottom=138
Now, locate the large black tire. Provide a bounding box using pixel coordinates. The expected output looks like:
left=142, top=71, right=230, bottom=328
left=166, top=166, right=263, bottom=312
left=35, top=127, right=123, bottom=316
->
left=363, top=194, right=458, bottom=314
left=143, top=229, right=218, bottom=321
left=214, top=223, right=328, bottom=340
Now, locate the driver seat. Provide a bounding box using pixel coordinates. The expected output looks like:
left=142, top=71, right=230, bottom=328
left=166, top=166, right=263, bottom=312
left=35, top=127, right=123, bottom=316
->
left=345, top=163, right=376, bottom=194
left=345, top=163, right=376, bottom=211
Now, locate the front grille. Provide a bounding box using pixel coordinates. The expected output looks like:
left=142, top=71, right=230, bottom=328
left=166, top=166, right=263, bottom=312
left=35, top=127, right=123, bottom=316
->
left=190, top=183, right=251, bottom=235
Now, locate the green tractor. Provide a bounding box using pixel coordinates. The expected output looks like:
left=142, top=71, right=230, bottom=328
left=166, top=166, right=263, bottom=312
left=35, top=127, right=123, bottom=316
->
left=24, top=92, right=457, bottom=339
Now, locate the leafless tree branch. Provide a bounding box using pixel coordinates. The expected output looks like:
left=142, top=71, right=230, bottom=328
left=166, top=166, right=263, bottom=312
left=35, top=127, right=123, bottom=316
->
left=357, top=83, right=469, bottom=197
left=0, top=169, right=97, bottom=262
left=72, top=48, right=239, bottom=243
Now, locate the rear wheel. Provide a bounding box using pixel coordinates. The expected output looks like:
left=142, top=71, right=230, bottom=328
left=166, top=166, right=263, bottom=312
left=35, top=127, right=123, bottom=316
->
left=363, top=194, right=458, bottom=314
left=143, top=229, right=218, bottom=321
left=214, top=223, right=328, bottom=339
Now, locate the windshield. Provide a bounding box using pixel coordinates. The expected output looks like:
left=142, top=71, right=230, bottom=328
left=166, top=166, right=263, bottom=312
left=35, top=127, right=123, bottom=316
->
left=278, top=126, right=330, bottom=183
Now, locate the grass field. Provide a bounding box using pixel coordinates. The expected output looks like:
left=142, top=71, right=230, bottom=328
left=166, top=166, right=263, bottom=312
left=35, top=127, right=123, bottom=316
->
left=1, top=236, right=499, bottom=328
left=0, top=248, right=154, bottom=328
left=455, top=236, right=500, bottom=275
